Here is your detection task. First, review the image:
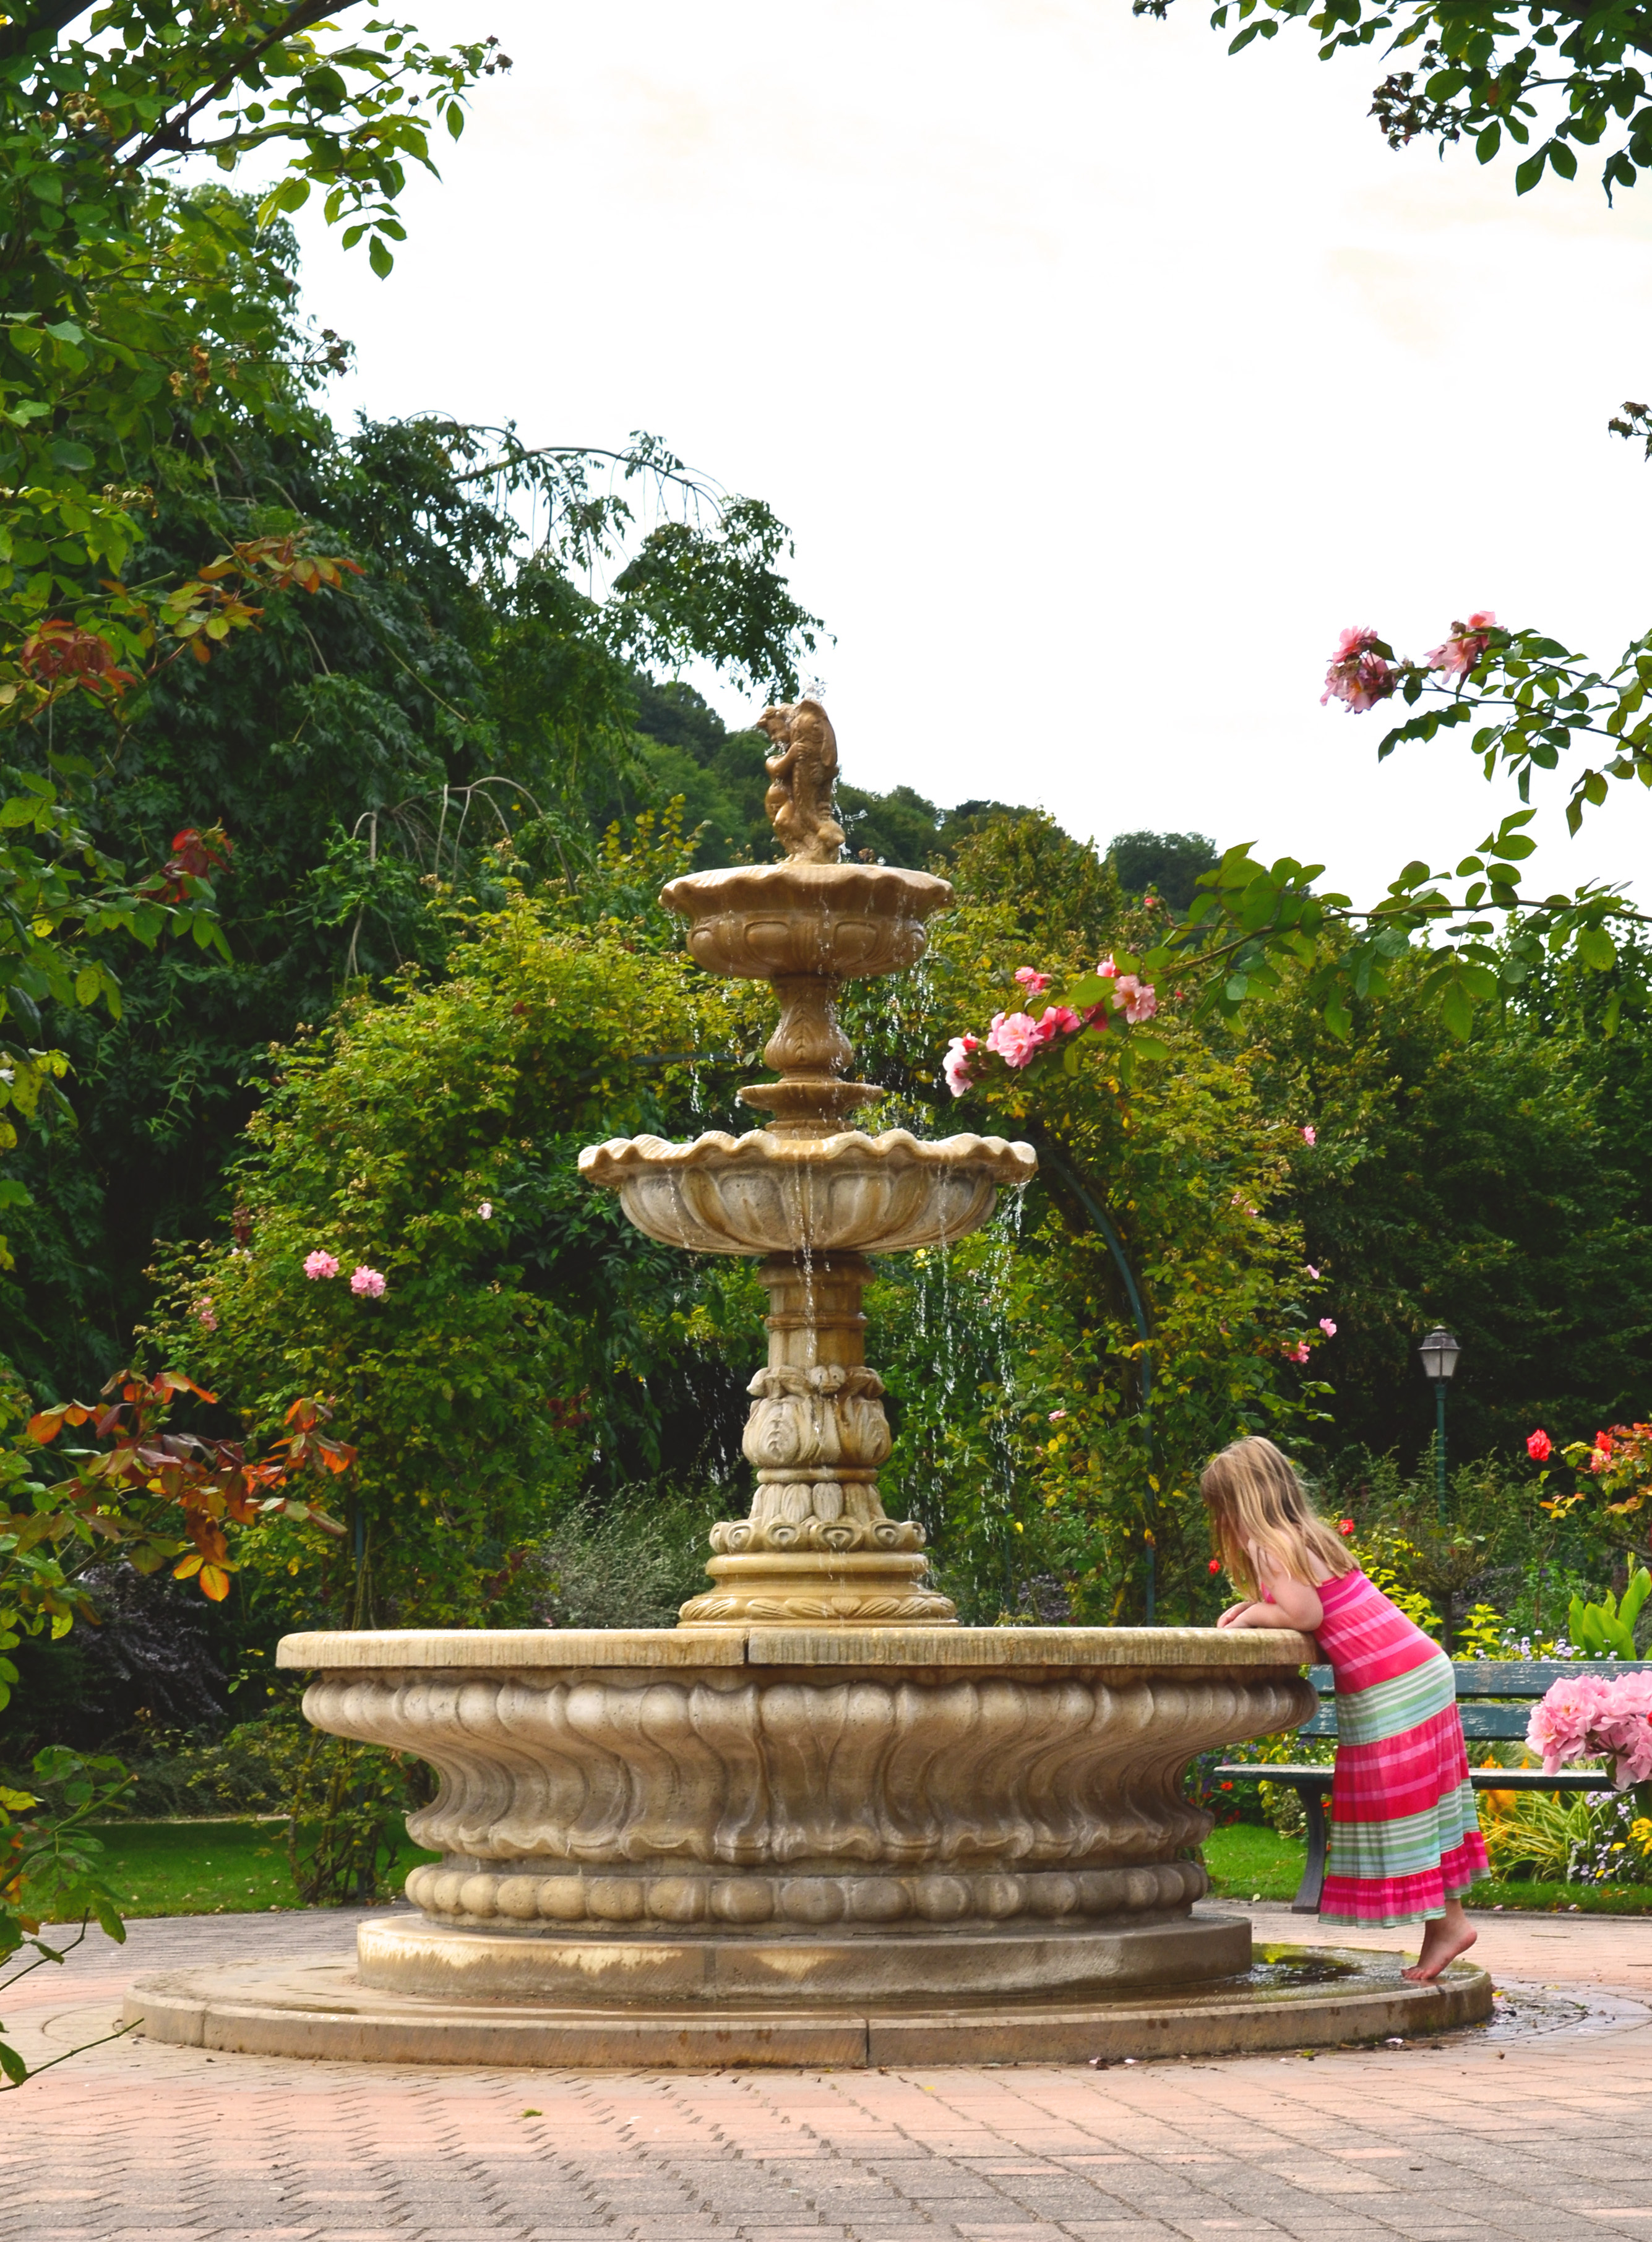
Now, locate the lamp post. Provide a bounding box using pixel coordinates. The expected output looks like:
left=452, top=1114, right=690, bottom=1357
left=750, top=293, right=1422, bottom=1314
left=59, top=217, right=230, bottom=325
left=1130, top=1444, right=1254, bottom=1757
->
left=1417, top=1326, right=1461, bottom=1522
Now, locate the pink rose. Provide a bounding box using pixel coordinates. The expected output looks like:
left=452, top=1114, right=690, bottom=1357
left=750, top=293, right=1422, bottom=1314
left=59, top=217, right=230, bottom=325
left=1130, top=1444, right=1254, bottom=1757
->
left=1306, top=1265, right=1321, bottom=1281
left=1321, top=625, right=1395, bottom=713
left=986, top=1011, right=1046, bottom=1069
left=1283, top=1341, right=1310, bottom=1364
left=1014, top=966, right=1051, bottom=994
left=1528, top=1674, right=1613, bottom=1774
left=1040, top=1005, right=1082, bottom=1036
left=303, top=1250, right=339, bottom=1281
left=1097, top=955, right=1117, bottom=978
left=194, top=1299, right=218, bottom=1331
left=350, top=1265, right=387, bottom=1299
left=1049, top=1408, right=1067, bottom=1422
left=1426, top=609, right=1497, bottom=684
left=942, top=1033, right=979, bottom=1097
left=1526, top=1429, right=1552, bottom=1462
left=1301, top=1125, right=1317, bottom=1146
left=1319, top=1317, right=1337, bottom=1338
left=1111, top=974, right=1158, bottom=1024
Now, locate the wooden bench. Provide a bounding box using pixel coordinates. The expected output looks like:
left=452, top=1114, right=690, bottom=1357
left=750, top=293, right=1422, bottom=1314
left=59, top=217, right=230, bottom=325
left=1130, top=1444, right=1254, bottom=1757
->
left=1213, top=1659, right=1652, bottom=1913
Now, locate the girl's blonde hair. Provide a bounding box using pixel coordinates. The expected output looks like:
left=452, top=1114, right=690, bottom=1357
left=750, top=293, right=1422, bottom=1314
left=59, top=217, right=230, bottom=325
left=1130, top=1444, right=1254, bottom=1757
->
left=1201, top=1435, right=1352, bottom=1594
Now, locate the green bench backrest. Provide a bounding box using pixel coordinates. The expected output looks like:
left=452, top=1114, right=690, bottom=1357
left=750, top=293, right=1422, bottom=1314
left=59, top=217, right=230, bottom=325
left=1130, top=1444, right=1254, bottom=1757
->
left=1298, top=1658, right=1652, bottom=1742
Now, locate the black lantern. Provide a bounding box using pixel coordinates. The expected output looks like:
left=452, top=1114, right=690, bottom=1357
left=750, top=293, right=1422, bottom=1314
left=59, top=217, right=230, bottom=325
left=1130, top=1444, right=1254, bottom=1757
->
left=1418, top=1327, right=1461, bottom=1516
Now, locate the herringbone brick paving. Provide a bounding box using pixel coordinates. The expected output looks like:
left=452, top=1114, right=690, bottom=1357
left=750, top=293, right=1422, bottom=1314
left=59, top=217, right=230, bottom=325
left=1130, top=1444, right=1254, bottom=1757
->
left=5, top=1904, right=1651, bottom=2241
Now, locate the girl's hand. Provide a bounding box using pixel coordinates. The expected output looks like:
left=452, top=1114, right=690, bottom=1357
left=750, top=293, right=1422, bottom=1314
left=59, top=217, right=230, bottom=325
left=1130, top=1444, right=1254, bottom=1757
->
left=1216, top=1602, right=1253, bottom=1629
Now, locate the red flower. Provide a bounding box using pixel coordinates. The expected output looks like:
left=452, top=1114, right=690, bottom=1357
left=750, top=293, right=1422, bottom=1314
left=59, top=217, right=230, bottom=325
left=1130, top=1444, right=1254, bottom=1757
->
left=1338, top=1518, right=1355, bottom=1536
left=1208, top=1558, right=1221, bottom=1574
left=1526, top=1429, right=1552, bottom=1462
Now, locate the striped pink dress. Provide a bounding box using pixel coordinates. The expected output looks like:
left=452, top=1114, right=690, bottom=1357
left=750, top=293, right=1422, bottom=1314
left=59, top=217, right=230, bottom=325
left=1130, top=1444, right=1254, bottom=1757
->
left=1314, top=1565, right=1488, bottom=1926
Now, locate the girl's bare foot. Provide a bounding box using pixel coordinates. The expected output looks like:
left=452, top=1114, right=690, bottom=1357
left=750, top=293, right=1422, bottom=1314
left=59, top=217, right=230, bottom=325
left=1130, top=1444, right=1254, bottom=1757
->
left=1401, top=1907, right=1476, bottom=1983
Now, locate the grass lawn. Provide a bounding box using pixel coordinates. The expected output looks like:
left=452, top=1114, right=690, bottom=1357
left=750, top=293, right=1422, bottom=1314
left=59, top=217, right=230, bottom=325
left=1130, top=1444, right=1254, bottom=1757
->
left=1202, top=1823, right=1652, bottom=1914
left=1203, top=1823, right=1308, bottom=1903
left=79, top=1820, right=441, bottom=1918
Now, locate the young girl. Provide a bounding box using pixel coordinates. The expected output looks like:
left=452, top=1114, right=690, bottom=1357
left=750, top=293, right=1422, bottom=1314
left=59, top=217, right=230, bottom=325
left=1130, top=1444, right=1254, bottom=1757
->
left=1203, top=1433, right=1487, bottom=1983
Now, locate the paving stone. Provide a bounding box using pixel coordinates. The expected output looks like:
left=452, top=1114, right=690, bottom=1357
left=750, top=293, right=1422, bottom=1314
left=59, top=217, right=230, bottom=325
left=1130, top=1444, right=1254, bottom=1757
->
left=6, top=1904, right=1652, bottom=2241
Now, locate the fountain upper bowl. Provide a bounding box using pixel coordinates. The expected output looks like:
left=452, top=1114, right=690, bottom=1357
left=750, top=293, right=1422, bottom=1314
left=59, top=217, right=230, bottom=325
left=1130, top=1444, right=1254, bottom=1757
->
left=660, top=861, right=953, bottom=983
left=579, top=1127, right=1036, bottom=1256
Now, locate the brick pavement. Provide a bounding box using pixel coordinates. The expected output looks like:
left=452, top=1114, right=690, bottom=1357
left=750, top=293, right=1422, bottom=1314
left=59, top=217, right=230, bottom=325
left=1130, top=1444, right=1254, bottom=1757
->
left=5, top=1901, right=1652, bottom=2242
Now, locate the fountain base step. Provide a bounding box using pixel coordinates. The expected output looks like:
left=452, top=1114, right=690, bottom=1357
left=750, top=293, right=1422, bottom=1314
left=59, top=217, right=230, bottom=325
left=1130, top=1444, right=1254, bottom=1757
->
left=355, top=1909, right=1250, bottom=2003
left=123, top=1936, right=1492, bottom=2068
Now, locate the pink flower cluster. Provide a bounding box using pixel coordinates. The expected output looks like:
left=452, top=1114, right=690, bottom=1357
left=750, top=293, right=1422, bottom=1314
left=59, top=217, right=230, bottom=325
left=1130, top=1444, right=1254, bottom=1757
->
left=1426, top=610, right=1497, bottom=684
left=942, top=958, right=1157, bottom=1096
left=986, top=1005, right=1082, bottom=1068
left=1323, top=611, right=1498, bottom=714
left=304, top=1249, right=387, bottom=1299
left=1321, top=626, right=1395, bottom=713
left=1528, top=1670, right=1652, bottom=1787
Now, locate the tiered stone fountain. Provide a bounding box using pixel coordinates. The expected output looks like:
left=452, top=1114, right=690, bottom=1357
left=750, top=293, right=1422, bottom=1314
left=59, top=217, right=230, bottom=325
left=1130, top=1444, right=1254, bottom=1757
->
left=126, top=700, right=1491, bottom=2064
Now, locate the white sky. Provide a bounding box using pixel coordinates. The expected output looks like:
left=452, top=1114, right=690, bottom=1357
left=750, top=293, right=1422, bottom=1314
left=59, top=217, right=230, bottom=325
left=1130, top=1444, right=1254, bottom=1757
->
left=290, top=0, right=1652, bottom=905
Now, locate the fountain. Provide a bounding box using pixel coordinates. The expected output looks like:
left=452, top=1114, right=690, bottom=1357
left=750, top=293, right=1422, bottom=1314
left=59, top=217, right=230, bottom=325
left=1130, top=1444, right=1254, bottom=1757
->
left=125, top=698, right=1491, bottom=2064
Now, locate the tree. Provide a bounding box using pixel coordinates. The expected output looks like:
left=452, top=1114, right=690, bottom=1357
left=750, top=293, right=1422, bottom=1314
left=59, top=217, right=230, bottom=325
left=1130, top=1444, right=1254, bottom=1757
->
left=1109, top=831, right=1220, bottom=915
left=141, top=877, right=768, bottom=1633
left=1140, top=0, right=1652, bottom=198
left=1251, top=945, right=1652, bottom=1464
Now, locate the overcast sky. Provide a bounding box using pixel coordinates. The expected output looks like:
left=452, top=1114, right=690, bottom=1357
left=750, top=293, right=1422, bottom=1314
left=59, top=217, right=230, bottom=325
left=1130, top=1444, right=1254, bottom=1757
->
left=291, top=0, right=1652, bottom=905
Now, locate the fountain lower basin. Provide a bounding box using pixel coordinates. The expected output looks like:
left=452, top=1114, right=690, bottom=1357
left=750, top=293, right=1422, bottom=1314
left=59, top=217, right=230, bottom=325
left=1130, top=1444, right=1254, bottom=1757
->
left=120, top=1623, right=1493, bottom=2065
left=282, top=1623, right=1312, bottom=2000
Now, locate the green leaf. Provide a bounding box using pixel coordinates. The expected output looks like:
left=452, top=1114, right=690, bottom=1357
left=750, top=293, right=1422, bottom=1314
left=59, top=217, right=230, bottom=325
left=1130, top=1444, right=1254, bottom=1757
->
left=90, top=1892, right=126, bottom=1942
left=369, top=235, right=395, bottom=278
left=1440, top=979, right=1474, bottom=1039
left=1576, top=925, right=1616, bottom=971
left=1515, top=150, right=1547, bottom=193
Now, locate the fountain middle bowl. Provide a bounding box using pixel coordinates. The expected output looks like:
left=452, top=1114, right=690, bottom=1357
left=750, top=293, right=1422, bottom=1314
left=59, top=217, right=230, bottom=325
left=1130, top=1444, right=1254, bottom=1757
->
left=578, top=1127, right=1036, bottom=1256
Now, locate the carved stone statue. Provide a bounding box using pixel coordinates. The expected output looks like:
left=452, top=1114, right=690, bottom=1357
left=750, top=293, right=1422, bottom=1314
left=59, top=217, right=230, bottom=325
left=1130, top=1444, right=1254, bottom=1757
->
left=758, top=697, right=845, bottom=863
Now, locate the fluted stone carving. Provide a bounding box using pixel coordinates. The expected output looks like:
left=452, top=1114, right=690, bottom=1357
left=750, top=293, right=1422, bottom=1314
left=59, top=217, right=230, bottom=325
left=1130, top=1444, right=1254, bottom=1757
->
left=301, top=1654, right=1314, bottom=1946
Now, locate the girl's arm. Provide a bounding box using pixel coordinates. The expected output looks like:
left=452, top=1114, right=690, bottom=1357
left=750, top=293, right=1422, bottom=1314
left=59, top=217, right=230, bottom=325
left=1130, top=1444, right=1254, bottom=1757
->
left=1215, top=1549, right=1323, bottom=1634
